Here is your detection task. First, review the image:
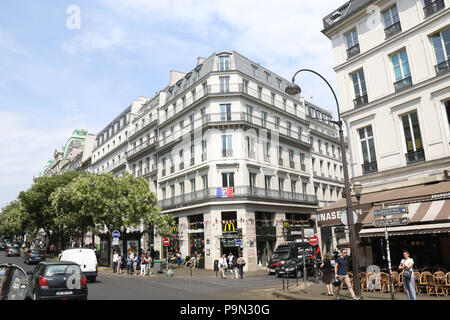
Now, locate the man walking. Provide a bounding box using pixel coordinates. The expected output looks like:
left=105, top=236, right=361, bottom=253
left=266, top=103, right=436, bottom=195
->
left=237, top=255, right=246, bottom=279
left=334, top=249, right=359, bottom=300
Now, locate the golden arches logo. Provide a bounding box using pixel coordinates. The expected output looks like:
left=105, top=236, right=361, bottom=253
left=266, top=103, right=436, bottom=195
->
left=283, top=221, right=290, bottom=229
left=224, top=221, right=236, bottom=232
left=171, top=225, right=178, bottom=233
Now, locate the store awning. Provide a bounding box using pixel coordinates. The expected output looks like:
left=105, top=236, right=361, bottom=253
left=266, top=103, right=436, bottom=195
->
left=361, top=199, right=450, bottom=227
left=359, top=222, right=450, bottom=237
left=317, top=180, right=450, bottom=228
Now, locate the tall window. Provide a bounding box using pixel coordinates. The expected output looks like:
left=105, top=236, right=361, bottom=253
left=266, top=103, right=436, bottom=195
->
left=180, top=182, right=185, bottom=195
left=391, top=49, right=411, bottom=90
left=264, top=176, right=271, bottom=189
left=358, top=126, right=377, bottom=168
left=351, top=70, right=367, bottom=98
left=278, top=178, right=284, bottom=192
left=345, top=29, right=358, bottom=49
left=261, top=111, right=267, bottom=127
left=221, top=135, right=233, bottom=157
left=190, top=178, right=196, bottom=192
left=242, top=79, right=249, bottom=93
left=271, top=92, right=276, bottom=105
left=382, top=6, right=399, bottom=28
left=220, top=104, right=231, bottom=121
left=291, top=181, right=296, bottom=193
left=220, top=76, right=230, bottom=93
left=289, top=149, right=295, bottom=168
left=430, top=28, right=450, bottom=74
left=265, top=71, right=271, bottom=83
left=222, top=172, right=234, bottom=187
left=287, top=122, right=292, bottom=136
left=202, top=140, right=207, bottom=160
left=252, top=65, right=258, bottom=77
left=257, top=86, right=263, bottom=99
left=401, top=111, right=423, bottom=156
left=298, top=126, right=303, bottom=139
left=219, top=55, right=230, bottom=71
left=246, top=105, right=253, bottom=122
left=275, top=116, right=280, bottom=130
left=246, top=136, right=255, bottom=159
left=202, top=175, right=208, bottom=189
left=249, top=173, right=256, bottom=188
left=162, top=187, right=166, bottom=199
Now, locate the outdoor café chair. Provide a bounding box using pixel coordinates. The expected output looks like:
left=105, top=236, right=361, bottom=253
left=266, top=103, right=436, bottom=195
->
left=360, top=272, right=368, bottom=292
left=397, top=272, right=405, bottom=293
left=413, top=271, right=421, bottom=294
left=379, top=272, right=390, bottom=293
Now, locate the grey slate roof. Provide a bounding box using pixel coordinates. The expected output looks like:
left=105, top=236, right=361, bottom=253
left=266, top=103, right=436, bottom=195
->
left=322, top=0, right=376, bottom=32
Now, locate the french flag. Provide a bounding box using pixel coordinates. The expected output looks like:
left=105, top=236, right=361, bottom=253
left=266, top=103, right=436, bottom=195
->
left=217, top=187, right=233, bottom=198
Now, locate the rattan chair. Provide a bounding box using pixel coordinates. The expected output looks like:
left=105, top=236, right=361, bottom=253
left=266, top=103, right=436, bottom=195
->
left=360, top=272, right=368, bottom=292
left=445, top=272, right=450, bottom=295
left=418, top=271, right=431, bottom=294
left=391, top=271, right=399, bottom=291
left=379, top=272, right=390, bottom=293
left=425, top=274, right=438, bottom=296
left=433, top=271, right=447, bottom=296
left=396, top=272, right=405, bottom=293
left=413, top=271, right=421, bottom=294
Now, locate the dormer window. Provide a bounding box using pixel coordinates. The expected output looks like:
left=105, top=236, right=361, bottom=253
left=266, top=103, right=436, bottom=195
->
left=264, top=71, right=271, bottom=83
left=218, top=55, right=230, bottom=71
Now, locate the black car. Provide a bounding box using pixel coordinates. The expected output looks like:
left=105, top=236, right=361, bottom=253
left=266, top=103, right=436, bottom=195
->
left=5, top=245, right=20, bottom=257
left=24, top=249, right=46, bottom=264
left=276, top=257, right=322, bottom=278
left=268, top=242, right=321, bottom=275
left=27, top=261, right=88, bottom=300
left=0, top=242, right=6, bottom=251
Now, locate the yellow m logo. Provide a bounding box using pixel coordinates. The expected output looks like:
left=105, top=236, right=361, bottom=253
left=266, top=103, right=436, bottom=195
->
left=283, top=221, right=290, bottom=229
left=224, top=221, right=235, bottom=232
left=171, top=225, right=178, bottom=233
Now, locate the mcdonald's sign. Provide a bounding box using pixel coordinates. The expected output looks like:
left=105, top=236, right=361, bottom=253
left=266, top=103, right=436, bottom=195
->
left=223, top=220, right=236, bottom=233
left=171, top=225, right=178, bottom=234
left=283, top=221, right=290, bottom=230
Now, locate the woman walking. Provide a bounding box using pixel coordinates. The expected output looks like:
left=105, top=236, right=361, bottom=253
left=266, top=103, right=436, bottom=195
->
left=140, top=252, right=147, bottom=276
left=320, top=254, right=334, bottom=296
left=237, top=255, right=246, bottom=279
left=117, top=252, right=122, bottom=274
left=399, top=250, right=416, bottom=300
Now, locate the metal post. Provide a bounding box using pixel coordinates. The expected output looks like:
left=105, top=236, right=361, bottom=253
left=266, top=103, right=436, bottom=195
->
left=301, top=223, right=306, bottom=284
left=382, top=204, right=395, bottom=300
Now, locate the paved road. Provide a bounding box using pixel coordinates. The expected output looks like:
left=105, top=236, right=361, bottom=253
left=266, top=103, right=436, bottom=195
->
left=0, top=253, right=284, bottom=300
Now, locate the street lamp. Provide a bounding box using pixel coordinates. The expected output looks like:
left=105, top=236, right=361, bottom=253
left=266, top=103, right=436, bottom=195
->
left=285, top=69, right=362, bottom=298
left=353, top=182, right=363, bottom=206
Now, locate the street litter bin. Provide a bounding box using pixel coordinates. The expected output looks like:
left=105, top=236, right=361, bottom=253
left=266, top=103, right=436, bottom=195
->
left=154, top=260, right=165, bottom=273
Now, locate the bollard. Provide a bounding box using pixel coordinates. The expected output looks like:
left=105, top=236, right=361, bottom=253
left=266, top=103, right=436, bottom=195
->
left=190, top=266, right=192, bottom=277
left=286, top=275, right=289, bottom=291
left=296, top=270, right=299, bottom=286
left=282, top=276, right=285, bottom=291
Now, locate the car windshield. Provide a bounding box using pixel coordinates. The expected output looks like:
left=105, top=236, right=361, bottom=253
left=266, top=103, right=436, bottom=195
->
left=30, top=249, right=44, bottom=254
left=10, top=246, right=19, bottom=249
left=272, top=251, right=290, bottom=260
left=44, top=265, right=81, bottom=276
left=286, top=259, right=300, bottom=265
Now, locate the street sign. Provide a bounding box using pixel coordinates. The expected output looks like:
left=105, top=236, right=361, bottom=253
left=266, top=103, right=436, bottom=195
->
left=112, top=230, right=120, bottom=239
left=235, top=239, right=242, bottom=247
left=375, top=217, right=409, bottom=227
left=308, top=235, right=319, bottom=246
left=163, top=237, right=169, bottom=247
left=340, top=209, right=358, bottom=226
left=374, top=207, right=407, bottom=216
left=112, top=238, right=119, bottom=246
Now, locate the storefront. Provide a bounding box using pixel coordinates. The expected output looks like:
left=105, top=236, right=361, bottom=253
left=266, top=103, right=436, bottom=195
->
left=188, top=214, right=204, bottom=257
left=220, top=211, right=241, bottom=258
left=317, top=180, right=450, bottom=271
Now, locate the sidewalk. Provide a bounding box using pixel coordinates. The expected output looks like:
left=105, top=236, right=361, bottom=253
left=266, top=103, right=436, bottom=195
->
left=98, top=264, right=270, bottom=279
left=273, top=280, right=450, bottom=301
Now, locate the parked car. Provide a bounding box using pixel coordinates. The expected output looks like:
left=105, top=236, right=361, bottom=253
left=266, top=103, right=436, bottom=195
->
left=268, top=241, right=321, bottom=275
left=59, top=248, right=98, bottom=283
left=26, top=261, right=88, bottom=300
left=276, top=257, right=322, bottom=278
left=5, top=245, right=20, bottom=257
left=24, top=249, right=47, bottom=264
left=0, top=242, right=7, bottom=251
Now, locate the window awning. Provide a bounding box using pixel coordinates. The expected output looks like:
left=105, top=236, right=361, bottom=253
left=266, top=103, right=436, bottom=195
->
left=361, top=199, right=450, bottom=227
left=359, top=222, right=450, bottom=238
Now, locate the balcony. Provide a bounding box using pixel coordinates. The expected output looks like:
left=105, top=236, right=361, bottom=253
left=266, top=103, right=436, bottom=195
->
left=423, top=0, right=445, bottom=18
left=346, top=43, right=360, bottom=59
left=362, top=161, right=378, bottom=174
left=405, top=149, right=425, bottom=165
left=394, top=76, right=413, bottom=92
left=222, top=149, right=233, bottom=158
left=158, top=186, right=318, bottom=210
left=435, top=59, right=450, bottom=75
left=384, top=21, right=402, bottom=39
left=353, top=94, right=368, bottom=108
left=127, top=137, right=157, bottom=159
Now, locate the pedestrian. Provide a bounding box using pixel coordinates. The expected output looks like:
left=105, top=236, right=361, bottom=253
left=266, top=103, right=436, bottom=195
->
left=232, top=254, right=238, bottom=279
left=127, top=251, right=133, bottom=275
left=218, top=254, right=228, bottom=279
left=399, top=250, right=416, bottom=300
left=147, top=253, right=153, bottom=275
left=117, top=253, right=122, bottom=274
left=227, top=253, right=235, bottom=278
left=320, top=254, right=334, bottom=296
left=176, top=251, right=182, bottom=267
left=237, top=255, right=246, bottom=279
left=113, top=250, right=119, bottom=273
left=140, top=252, right=147, bottom=276
left=132, top=250, right=138, bottom=275
left=334, top=249, right=359, bottom=300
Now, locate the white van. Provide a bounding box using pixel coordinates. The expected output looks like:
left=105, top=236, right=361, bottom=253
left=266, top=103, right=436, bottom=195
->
left=59, top=248, right=98, bottom=283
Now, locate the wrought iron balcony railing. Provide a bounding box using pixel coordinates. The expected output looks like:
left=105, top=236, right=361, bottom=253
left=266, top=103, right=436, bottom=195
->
left=405, top=149, right=425, bottom=165
left=353, top=94, right=368, bottom=108
left=384, top=21, right=402, bottom=39
left=435, top=59, right=450, bottom=75
left=394, top=76, right=413, bottom=92
left=362, top=161, right=378, bottom=174
left=423, top=0, right=445, bottom=18
left=346, top=43, right=360, bottom=59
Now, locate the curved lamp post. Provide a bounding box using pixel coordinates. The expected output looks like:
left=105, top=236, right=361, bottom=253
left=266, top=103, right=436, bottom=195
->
left=285, top=69, right=362, bottom=298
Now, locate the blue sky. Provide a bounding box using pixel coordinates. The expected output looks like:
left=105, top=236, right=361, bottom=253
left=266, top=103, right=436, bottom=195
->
left=0, top=0, right=345, bottom=207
